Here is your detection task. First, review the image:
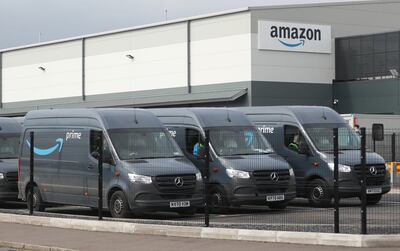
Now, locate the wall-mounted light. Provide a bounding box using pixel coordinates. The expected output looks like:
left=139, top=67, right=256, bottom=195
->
left=125, top=54, right=134, bottom=60
left=333, top=98, right=339, bottom=105
left=389, top=69, right=399, bottom=78
left=38, top=66, right=46, bottom=71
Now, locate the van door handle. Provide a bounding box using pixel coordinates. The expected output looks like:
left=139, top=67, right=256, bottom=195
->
left=88, top=165, right=96, bottom=170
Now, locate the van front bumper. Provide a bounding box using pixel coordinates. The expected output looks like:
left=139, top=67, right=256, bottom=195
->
left=336, top=172, right=391, bottom=198
left=229, top=190, right=296, bottom=206
left=338, top=184, right=391, bottom=198
left=0, top=180, right=18, bottom=200
left=131, top=193, right=204, bottom=211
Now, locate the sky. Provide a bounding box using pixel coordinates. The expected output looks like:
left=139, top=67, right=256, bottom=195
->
left=0, top=0, right=367, bottom=50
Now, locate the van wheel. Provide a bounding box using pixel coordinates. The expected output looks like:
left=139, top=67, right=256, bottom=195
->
left=110, top=191, right=130, bottom=218
left=269, top=202, right=288, bottom=210
left=27, top=186, right=45, bottom=212
left=307, top=179, right=332, bottom=207
left=366, top=194, right=382, bottom=205
left=209, top=186, right=229, bottom=213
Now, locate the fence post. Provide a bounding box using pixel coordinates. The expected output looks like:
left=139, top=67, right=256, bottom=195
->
left=29, top=131, right=34, bottom=215
left=391, top=133, right=396, bottom=185
left=204, top=130, right=210, bottom=227
left=360, top=128, right=367, bottom=234
left=333, top=128, right=339, bottom=233
left=97, top=131, right=103, bottom=220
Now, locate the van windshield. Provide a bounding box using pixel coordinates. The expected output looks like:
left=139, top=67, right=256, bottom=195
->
left=108, top=129, right=183, bottom=160
left=304, top=123, right=360, bottom=151
left=209, top=127, right=274, bottom=156
left=0, top=134, right=19, bottom=159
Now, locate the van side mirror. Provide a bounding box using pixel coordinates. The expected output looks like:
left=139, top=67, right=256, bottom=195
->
left=103, top=150, right=113, bottom=165
left=91, top=150, right=113, bottom=165
left=298, top=142, right=310, bottom=155
left=372, top=124, right=384, bottom=141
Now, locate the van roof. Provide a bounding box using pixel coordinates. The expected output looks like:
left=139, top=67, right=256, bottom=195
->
left=236, top=106, right=346, bottom=125
left=0, top=117, right=22, bottom=133
left=24, top=108, right=164, bottom=129
left=149, top=108, right=253, bottom=128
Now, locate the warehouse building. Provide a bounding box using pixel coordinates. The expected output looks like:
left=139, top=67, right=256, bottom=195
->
left=0, top=0, right=400, bottom=115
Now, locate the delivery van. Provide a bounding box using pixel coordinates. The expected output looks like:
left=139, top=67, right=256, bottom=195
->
left=18, top=108, right=203, bottom=217
left=0, top=118, right=22, bottom=203
left=150, top=108, right=296, bottom=210
left=237, top=106, right=391, bottom=207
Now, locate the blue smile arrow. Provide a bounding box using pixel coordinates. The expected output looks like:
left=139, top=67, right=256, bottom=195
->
left=278, top=39, right=305, bottom=47
left=26, top=138, right=64, bottom=156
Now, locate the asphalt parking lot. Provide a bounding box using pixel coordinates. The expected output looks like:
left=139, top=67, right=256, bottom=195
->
left=1, top=190, right=399, bottom=235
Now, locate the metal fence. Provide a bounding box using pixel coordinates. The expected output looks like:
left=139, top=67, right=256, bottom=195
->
left=1, top=127, right=400, bottom=235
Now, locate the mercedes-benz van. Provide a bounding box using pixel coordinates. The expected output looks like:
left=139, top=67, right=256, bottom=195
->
left=18, top=109, right=203, bottom=217
left=0, top=118, right=22, bottom=203
left=237, top=106, right=391, bottom=207
left=149, top=108, right=296, bottom=210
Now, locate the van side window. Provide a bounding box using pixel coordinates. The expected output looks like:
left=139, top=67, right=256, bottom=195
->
left=284, top=125, right=304, bottom=153
left=185, top=129, right=203, bottom=156
left=90, top=130, right=109, bottom=159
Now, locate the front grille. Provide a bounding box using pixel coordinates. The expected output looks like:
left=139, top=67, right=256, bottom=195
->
left=6, top=172, right=18, bottom=182
left=153, top=174, right=196, bottom=194
left=252, top=169, right=290, bottom=193
left=353, top=164, right=386, bottom=186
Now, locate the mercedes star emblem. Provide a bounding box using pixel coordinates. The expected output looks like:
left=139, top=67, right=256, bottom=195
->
left=174, top=177, right=184, bottom=187
left=369, top=166, right=378, bottom=176
left=270, top=172, right=279, bottom=182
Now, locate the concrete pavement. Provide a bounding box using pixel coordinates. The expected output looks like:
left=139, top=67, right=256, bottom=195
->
left=0, top=222, right=399, bottom=251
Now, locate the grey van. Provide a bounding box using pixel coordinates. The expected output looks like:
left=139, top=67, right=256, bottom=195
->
left=149, top=108, right=296, bottom=210
left=237, top=106, right=391, bottom=207
left=18, top=109, right=203, bottom=217
left=0, top=118, right=22, bottom=203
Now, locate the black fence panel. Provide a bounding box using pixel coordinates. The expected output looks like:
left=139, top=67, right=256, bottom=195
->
left=1, top=126, right=400, bottom=235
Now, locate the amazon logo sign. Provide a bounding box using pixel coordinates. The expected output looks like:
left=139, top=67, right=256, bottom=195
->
left=258, top=20, right=331, bottom=54
left=26, top=130, right=82, bottom=156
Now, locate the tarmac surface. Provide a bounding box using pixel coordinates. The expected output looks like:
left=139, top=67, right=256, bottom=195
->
left=0, top=191, right=399, bottom=235
left=0, top=222, right=399, bottom=251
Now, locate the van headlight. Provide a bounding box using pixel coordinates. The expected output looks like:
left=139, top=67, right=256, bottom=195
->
left=289, top=168, right=295, bottom=176
left=195, top=172, right=202, bottom=181
left=128, top=173, right=152, bottom=184
left=0, top=173, right=4, bottom=180
left=226, top=169, right=250, bottom=179
left=328, top=163, right=351, bottom=173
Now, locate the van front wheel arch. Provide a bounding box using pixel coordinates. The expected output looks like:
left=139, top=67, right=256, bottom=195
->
left=307, top=179, right=332, bottom=207
left=209, top=185, right=229, bottom=213
left=109, top=191, right=130, bottom=218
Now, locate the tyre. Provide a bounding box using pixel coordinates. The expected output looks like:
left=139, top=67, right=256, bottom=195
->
left=366, top=194, right=382, bottom=205
left=209, top=186, right=229, bottom=213
left=109, top=191, right=130, bottom=218
left=307, top=179, right=332, bottom=207
left=269, top=202, right=288, bottom=210
left=26, top=186, right=45, bottom=212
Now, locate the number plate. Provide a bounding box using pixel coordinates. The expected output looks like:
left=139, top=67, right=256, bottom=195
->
left=266, top=195, right=285, bottom=202
left=366, top=188, right=382, bottom=194
left=169, top=201, right=190, bottom=208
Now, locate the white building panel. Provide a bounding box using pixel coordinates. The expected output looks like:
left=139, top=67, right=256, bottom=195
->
left=252, top=34, right=335, bottom=84
left=85, top=23, right=187, bottom=95
left=2, top=41, right=82, bottom=103
left=191, top=12, right=252, bottom=86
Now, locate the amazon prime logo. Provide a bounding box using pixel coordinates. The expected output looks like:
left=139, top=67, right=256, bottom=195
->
left=369, top=166, right=378, bottom=176
left=174, top=177, right=184, bottom=187
left=270, top=172, right=279, bottom=182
